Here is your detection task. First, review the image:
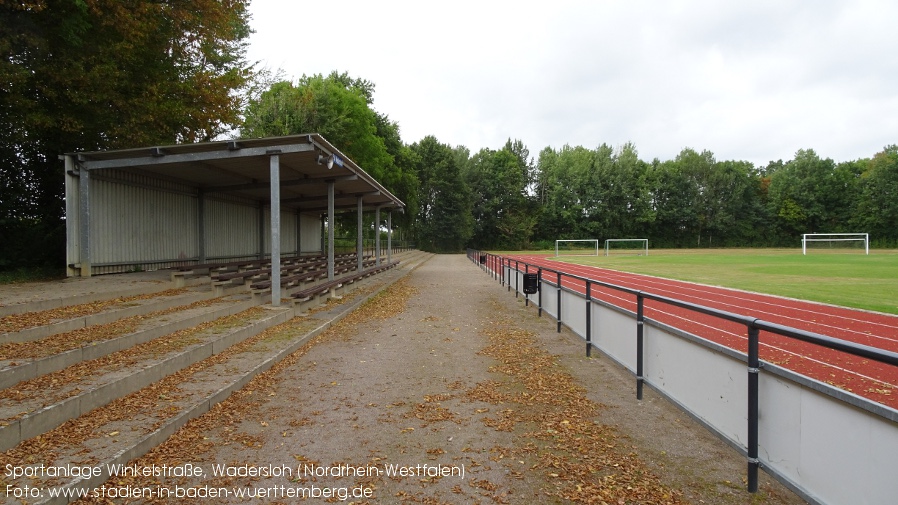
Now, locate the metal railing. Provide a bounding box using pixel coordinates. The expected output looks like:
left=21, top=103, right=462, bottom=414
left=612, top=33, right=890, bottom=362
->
left=468, top=249, right=898, bottom=503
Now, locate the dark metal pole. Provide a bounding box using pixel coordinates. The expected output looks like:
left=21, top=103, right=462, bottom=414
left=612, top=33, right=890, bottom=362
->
left=537, top=268, right=543, bottom=317
left=556, top=271, right=562, bottom=333
left=507, top=259, right=511, bottom=291
left=586, top=280, right=592, bottom=357
left=747, top=325, right=760, bottom=493
left=515, top=260, right=519, bottom=297
left=636, top=294, right=645, bottom=400
left=524, top=264, right=530, bottom=306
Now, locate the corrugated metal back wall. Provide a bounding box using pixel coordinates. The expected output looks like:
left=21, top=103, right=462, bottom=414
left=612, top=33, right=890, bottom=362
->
left=82, top=170, right=322, bottom=275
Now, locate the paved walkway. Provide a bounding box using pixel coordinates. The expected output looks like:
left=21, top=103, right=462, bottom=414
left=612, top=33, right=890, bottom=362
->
left=74, top=254, right=805, bottom=504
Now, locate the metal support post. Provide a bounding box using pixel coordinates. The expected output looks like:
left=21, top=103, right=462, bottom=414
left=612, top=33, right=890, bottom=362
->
left=636, top=294, right=645, bottom=400
left=514, top=261, right=519, bottom=297
left=537, top=268, right=543, bottom=317
left=357, top=197, right=364, bottom=272
left=269, top=153, right=281, bottom=306
left=197, top=189, right=206, bottom=264
left=586, top=281, right=592, bottom=357
left=78, top=165, right=92, bottom=277
left=375, top=206, right=381, bottom=266
left=556, top=271, right=562, bottom=332
left=327, top=181, right=335, bottom=281
left=747, top=325, right=760, bottom=493
left=524, top=265, right=529, bottom=306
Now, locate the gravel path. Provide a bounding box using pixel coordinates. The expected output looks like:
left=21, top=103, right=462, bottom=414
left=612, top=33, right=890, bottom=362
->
left=76, top=254, right=806, bottom=504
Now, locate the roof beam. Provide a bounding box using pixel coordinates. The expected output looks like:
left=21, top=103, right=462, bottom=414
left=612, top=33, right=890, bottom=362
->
left=282, top=191, right=380, bottom=205
left=206, top=174, right=358, bottom=193
left=78, top=142, right=315, bottom=170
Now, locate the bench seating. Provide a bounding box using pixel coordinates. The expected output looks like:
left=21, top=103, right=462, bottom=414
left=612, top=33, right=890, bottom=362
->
left=170, top=252, right=365, bottom=289
left=291, top=261, right=400, bottom=313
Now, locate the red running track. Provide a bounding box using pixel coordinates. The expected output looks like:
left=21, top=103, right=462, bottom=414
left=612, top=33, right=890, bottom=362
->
left=502, top=254, right=898, bottom=410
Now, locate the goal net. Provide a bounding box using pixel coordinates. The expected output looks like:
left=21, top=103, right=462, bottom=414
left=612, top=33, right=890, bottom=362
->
left=555, top=239, right=599, bottom=257
left=604, top=238, right=649, bottom=256
left=802, top=233, right=869, bottom=255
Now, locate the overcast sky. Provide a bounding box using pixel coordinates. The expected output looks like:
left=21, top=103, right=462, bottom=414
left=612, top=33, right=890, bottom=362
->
left=245, top=0, right=897, bottom=167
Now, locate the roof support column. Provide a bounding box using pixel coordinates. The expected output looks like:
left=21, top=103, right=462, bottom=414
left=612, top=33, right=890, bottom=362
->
left=197, top=189, right=206, bottom=264
left=269, top=152, right=282, bottom=306
left=258, top=203, right=264, bottom=260
left=320, top=214, right=325, bottom=255
left=357, top=196, right=364, bottom=272
left=78, top=165, right=92, bottom=277
left=296, top=209, right=302, bottom=257
left=375, top=206, right=381, bottom=267
left=327, top=180, right=335, bottom=281
left=387, top=210, right=392, bottom=264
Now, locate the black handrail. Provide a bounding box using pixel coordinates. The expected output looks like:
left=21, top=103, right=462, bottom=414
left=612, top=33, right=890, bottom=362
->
left=468, top=248, right=898, bottom=494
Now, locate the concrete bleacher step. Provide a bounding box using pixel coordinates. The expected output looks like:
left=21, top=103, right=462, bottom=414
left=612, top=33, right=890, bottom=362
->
left=7, top=258, right=422, bottom=505
left=0, top=288, right=217, bottom=344
left=0, top=302, right=293, bottom=452
left=0, top=295, right=257, bottom=391
left=0, top=273, right=182, bottom=319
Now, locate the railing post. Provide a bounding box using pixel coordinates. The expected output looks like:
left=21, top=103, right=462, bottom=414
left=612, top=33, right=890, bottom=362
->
left=514, top=260, right=519, bottom=297
left=506, top=259, right=511, bottom=291
left=747, top=324, right=760, bottom=493
left=524, top=264, right=530, bottom=306
left=537, top=268, right=543, bottom=317
left=636, top=293, right=644, bottom=400
left=586, top=280, right=592, bottom=357
left=556, top=271, right=562, bottom=333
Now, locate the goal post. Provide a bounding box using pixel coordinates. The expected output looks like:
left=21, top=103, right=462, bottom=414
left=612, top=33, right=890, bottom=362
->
left=604, top=238, right=649, bottom=256
left=555, top=239, right=599, bottom=257
left=801, top=233, right=869, bottom=255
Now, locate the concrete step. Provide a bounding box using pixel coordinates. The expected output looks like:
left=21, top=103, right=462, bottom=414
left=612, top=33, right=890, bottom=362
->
left=0, top=288, right=219, bottom=344
left=10, top=259, right=419, bottom=505
left=0, top=303, right=291, bottom=451
left=0, top=295, right=256, bottom=391
left=0, top=270, right=181, bottom=318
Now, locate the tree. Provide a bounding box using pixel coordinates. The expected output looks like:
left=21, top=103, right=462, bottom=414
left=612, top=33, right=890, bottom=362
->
left=588, top=142, right=653, bottom=240
left=766, top=149, right=855, bottom=242
left=465, top=141, right=536, bottom=249
left=534, top=145, right=590, bottom=242
left=410, top=136, right=473, bottom=252
left=241, top=72, right=398, bottom=190
left=647, top=158, right=700, bottom=247
left=1, top=0, right=253, bottom=269
left=853, top=145, right=898, bottom=246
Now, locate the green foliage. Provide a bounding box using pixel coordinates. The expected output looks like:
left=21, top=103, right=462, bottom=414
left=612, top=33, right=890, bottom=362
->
left=465, top=140, right=537, bottom=249
left=1, top=0, right=253, bottom=269
left=241, top=71, right=414, bottom=209
left=410, top=137, right=473, bottom=252
left=853, top=145, right=898, bottom=246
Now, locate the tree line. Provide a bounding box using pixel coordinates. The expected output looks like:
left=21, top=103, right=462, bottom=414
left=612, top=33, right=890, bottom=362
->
left=3, top=3, right=897, bottom=271
left=413, top=139, right=898, bottom=252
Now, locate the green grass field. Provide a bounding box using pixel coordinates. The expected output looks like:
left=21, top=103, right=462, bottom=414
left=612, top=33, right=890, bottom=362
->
left=539, top=248, right=898, bottom=315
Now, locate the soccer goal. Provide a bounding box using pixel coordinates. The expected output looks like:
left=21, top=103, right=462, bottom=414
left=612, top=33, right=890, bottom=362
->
left=555, top=239, right=599, bottom=257
left=604, top=238, right=649, bottom=256
left=801, top=233, right=869, bottom=255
